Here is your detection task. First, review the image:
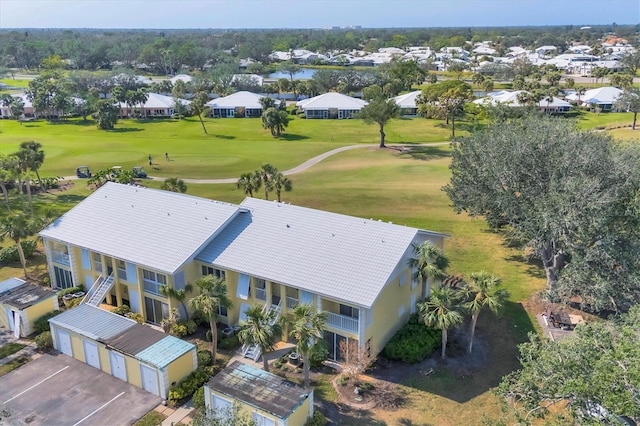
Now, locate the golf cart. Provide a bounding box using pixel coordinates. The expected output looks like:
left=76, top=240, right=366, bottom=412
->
left=133, top=166, right=147, bottom=178
left=76, top=166, right=91, bottom=178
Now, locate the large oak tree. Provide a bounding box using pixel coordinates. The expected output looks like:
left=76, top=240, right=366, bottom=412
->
left=444, top=115, right=640, bottom=312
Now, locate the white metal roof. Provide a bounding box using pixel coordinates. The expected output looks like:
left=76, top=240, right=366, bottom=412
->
left=50, top=304, right=137, bottom=341
left=197, top=198, right=446, bottom=308
left=473, top=90, right=571, bottom=108
left=117, top=92, right=190, bottom=109
left=207, top=91, right=273, bottom=109
left=296, top=92, right=368, bottom=110
left=40, top=183, right=243, bottom=274
left=392, top=91, right=422, bottom=108
left=566, top=86, right=622, bottom=104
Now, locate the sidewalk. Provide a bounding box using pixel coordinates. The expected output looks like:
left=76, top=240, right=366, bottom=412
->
left=0, top=327, right=41, bottom=366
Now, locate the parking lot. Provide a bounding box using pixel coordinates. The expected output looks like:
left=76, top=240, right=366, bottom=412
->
left=0, top=353, right=161, bottom=425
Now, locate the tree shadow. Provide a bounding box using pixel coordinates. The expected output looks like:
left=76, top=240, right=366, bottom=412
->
left=54, top=194, right=87, bottom=204
left=505, top=254, right=546, bottom=280
left=318, top=402, right=387, bottom=426
left=369, top=304, right=533, bottom=404
left=279, top=133, right=310, bottom=141
left=399, top=145, right=451, bottom=161
left=107, top=127, right=143, bottom=133
left=455, top=121, right=487, bottom=134
left=213, top=134, right=236, bottom=140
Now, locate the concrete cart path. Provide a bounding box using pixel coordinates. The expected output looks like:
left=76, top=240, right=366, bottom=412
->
left=62, top=142, right=449, bottom=184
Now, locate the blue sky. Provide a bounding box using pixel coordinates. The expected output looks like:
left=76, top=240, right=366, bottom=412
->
left=1, top=0, right=638, bottom=29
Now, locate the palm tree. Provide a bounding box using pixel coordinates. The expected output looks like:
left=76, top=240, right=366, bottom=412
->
left=0, top=212, right=40, bottom=278
left=261, top=107, right=289, bottom=137
left=408, top=241, right=449, bottom=299
left=418, top=286, right=463, bottom=360
left=258, top=164, right=278, bottom=200
left=0, top=156, right=13, bottom=212
left=18, top=141, right=45, bottom=193
left=281, top=304, right=327, bottom=387
left=460, top=271, right=509, bottom=354
left=575, top=86, right=586, bottom=106
left=236, top=171, right=262, bottom=197
left=159, top=283, right=194, bottom=320
left=188, top=275, right=232, bottom=364
left=237, top=304, right=282, bottom=372
left=161, top=177, right=187, bottom=193
left=272, top=172, right=292, bottom=202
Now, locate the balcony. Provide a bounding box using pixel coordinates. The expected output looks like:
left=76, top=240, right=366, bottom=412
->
left=52, top=251, right=70, bottom=266
left=255, top=287, right=267, bottom=301
left=326, top=312, right=359, bottom=333
left=143, top=280, right=162, bottom=295
left=286, top=297, right=299, bottom=309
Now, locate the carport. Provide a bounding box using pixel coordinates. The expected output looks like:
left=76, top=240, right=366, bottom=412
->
left=49, top=304, right=196, bottom=398
left=0, top=354, right=161, bottom=426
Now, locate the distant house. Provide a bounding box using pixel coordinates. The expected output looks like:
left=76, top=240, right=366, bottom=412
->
left=0, top=93, right=33, bottom=118
left=474, top=90, right=572, bottom=113
left=170, top=74, right=193, bottom=85
left=117, top=93, right=191, bottom=117
left=296, top=92, right=368, bottom=119
left=0, top=277, right=59, bottom=338
left=565, top=86, right=623, bottom=111
left=391, top=91, right=422, bottom=116
left=207, top=91, right=279, bottom=118
left=204, top=361, right=313, bottom=425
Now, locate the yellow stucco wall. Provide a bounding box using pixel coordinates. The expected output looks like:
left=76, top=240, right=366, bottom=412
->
left=285, top=390, right=313, bottom=426
left=99, top=345, right=111, bottom=375
left=125, top=356, right=142, bottom=387
left=0, top=307, right=10, bottom=329
left=23, top=297, right=58, bottom=336
left=167, top=349, right=196, bottom=385
left=368, top=267, right=418, bottom=356
left=69, top=330, right=85, bottom=362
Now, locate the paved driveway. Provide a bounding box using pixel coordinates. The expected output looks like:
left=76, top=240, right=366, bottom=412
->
left=0, top=353, right=161, bottom=426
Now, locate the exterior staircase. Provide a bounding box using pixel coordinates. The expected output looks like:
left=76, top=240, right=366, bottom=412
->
left=242, top=300, right=282, bottom=362
left=81, top=273, right=115, bottom=306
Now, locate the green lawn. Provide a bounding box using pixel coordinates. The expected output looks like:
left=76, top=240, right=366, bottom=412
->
left=0, top=342, right=25, bottom=359
left=0, top=116, right=456, bottom=179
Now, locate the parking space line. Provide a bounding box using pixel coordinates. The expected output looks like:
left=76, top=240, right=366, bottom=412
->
left=72, top=391, right=125, bottom=426
left=3, top=365, right=70, bottom=403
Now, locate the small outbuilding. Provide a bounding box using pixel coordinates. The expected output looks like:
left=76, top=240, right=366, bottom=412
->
left=0, top=277, right=59, bottom=338
left=204, top=360, right=314, bottom=426
left=49, top=304, right=197, bottom=398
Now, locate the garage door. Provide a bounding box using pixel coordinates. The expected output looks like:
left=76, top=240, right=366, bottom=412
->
left=109, top=351, right=127, bottom=381
left=83, top=340, right=101, bottom=369
left=140, top=364, right=159, bottom=396
left=56, top=329, right=73, bottom=356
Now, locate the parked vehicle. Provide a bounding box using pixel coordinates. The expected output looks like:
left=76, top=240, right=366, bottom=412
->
left=76, top=166, right=91, bottom=178
left=132, top=166, right=147, bottom=178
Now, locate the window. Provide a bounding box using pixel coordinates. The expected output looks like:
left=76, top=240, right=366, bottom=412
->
left=398, top=304, right=405, bottom=318
left=254, top=278, right=266, bottom=301
left=142, top=269, right=167, bottom=295
left=93, top=252, right=102, bottom=273
left=144, top=297, right=168, bottom=324
left=54, top=266, right=74, bottom=289
left=339, top=304, right=359, bottom=319
left=411, top=266, right=418, bottom=290
left=116, top=259, right=126, bottom=281
left=201, top=266, right=225, bottom=279
left=52, top=244, right=70, bottom=266
left=236, top=274, right=250, bottom=300
left=252, top=413, right=276, bottom=426
left=218, top=305, right=228, bottom=317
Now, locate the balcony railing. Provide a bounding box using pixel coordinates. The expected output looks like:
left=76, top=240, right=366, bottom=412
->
left=255, top=288, right=267, bottom=301
left=326, top=312, right=359, bottom=333
left=52, top=251, right=70, bottom=266
left=286, top=297, right=299, bottom=309
left=143, top=280, right=162, bottom=295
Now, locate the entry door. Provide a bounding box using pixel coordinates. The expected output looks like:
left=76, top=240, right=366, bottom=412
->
left=5, top=307, right=14, bottom=330
left=57, top=329, right=73, bottom=356
left=13, top=312, right=21, bottom=338
left=140, top=364, right=159, bottom=396
left=83, top=340, right=101, bottom=369
left=109, top=351, right=127, bottom=381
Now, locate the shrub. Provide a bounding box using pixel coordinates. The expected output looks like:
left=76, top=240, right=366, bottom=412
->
left=308, top=340, right=329, bottom=369
left=382, top=313, right=440, bottom=363
left=56, top=285, right=85, bottom=299
left=205, top=329, right=212, bottom=342
left=193, top=386, right=205, bottom=409
left=34, top=310, right=62, bottom=333
left=168, top=365, right=214, bottom=404
left=65, top=297, right=82, bottom=309
left=304, top=411, right=328, bottom=426
left=0, top=240, right=38, bottom=263
left=191, top=311, right=205, bottom=326
left=35, top=331, right=53, bottom=351
left=170, top=323, right=188, bottom=337
left=218, top=334, right=240, bottom=350
left=112, top=305, right=132, bottom=316
left=197, top=350, right=212, bottom=367
left=177, top=319, right=197, bottom=335
left=338, top=375, right=348, bottom=386
left=126, top=313, right=145, bottom=324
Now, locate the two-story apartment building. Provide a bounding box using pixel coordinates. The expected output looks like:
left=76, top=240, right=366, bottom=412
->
left=40, top=183, right=447, bottom=360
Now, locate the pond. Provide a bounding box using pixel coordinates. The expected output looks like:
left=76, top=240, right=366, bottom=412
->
left=267, top=68, right=323, bottom=80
